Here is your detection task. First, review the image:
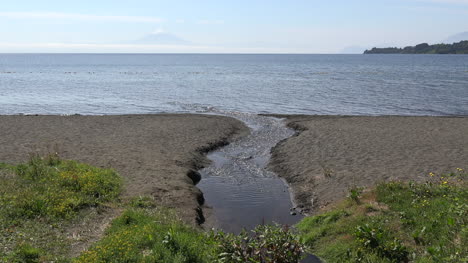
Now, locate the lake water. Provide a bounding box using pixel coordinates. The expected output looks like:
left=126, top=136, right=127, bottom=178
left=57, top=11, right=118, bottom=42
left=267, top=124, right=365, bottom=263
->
left=0, top=54, right=467, bottom=116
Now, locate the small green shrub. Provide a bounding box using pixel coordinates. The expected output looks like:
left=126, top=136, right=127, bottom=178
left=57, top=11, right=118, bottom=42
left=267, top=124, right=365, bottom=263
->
left=348, top=186, right=363, bottom=204
left=213, top=224, right=305, bottom=263
left=13, top=244, right=41, bottom=263
left=354, top=224, right=409, bottom=261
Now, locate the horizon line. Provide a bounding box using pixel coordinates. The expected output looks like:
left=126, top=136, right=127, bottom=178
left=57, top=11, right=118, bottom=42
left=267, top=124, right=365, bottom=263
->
left=0, top=52, right=367, bottom=55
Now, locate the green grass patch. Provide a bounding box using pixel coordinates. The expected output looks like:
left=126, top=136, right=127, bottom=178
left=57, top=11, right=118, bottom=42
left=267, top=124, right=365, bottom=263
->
left=75, top=204, right=305, bottom=263
left=74, top=208, right=218, bottom=263
left=297, top=169, right=467, bottom=262
left=0, top=155, right=122, bottom=262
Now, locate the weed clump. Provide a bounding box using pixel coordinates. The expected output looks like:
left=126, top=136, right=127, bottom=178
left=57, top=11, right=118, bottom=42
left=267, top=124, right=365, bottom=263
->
left=213, top=224, right=304, bottom=263
left=348, top=186, right=364, bottom=204
left=12, top=243, right=42, bottom=263
left=354, top=223, right=408, bottom=261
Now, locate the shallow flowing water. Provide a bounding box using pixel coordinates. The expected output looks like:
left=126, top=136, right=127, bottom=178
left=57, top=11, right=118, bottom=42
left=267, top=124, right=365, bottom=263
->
left=196, top=110, right=301, bottom=232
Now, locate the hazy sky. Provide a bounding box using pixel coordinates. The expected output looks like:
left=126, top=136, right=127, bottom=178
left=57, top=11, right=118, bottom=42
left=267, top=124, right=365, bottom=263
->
left=0, top=0, right=467, bottom=53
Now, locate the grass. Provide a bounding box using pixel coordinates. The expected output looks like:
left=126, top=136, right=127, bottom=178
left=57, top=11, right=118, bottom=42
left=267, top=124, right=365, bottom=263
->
left=0, top=154, right=122, bottom=262
left=296, top=169, right=467, bottom=263
left=3, top=154, right=465, bottom=262
left=75, top=197, right=305, bottom=263
left=1, top=155, right=306, bottom=263
left=74, top=206, right=219, bottom=263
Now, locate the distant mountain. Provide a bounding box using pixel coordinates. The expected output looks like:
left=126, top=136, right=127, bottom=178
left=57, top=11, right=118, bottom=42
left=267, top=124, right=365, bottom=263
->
left=339, top=46, right=368, bottom=54
left=443, top=32, right=468, bottom=44
left=364, top=41, right=468, bottom=54
left=132, top=32, right=191, bottom=45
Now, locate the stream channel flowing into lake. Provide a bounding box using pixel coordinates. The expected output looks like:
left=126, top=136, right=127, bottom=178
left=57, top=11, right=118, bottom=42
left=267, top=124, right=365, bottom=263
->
left=195, top=109, right=321, bottom=262
left=197, top=111, right=299, bottom=232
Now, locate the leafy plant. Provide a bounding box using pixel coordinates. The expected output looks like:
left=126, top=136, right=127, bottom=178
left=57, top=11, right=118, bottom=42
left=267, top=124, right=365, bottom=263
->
left=348, top=186, right=363, bottom=204
left=213, top=224, right=305, bottom=263
left=354, top=224, right=408, bottom=262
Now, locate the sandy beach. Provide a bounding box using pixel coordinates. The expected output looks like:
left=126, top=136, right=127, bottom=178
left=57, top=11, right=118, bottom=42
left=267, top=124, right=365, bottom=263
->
left=269, top=115, right=468, bottom=213
left=2, top=114, right=467, bottom=222
left=0, top=114, right=248, bottom=225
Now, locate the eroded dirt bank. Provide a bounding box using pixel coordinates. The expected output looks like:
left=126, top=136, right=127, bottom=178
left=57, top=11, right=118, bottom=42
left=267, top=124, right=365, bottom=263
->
left=0, top=114, right=248, bottom=225
left=269, top=115, right=468, bottom=213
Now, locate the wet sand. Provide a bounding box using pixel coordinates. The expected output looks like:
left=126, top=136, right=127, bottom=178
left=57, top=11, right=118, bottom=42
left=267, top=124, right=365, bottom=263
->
left=0, top=114, right=248, bottom=225
left=269, top=115, right=468, bottom=213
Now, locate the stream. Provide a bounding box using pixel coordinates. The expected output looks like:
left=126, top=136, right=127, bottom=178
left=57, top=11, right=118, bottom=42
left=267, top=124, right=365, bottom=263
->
left=197, top=112, right=300, bottom=232
left=192, top=108, right=321, bottom=262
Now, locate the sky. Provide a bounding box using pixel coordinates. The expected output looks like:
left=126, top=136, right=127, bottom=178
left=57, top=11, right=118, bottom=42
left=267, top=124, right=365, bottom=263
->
left=0, top=0, right=467, bottom=53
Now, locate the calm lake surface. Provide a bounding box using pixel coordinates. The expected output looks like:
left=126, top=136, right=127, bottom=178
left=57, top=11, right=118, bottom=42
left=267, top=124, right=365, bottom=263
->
left=0, top=54, right=467, bottom=116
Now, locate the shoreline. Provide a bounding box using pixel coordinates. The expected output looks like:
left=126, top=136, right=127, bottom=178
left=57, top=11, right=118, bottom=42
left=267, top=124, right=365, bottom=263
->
left=2, top=113, right=467, bottom=223
left=268, top=115, right=468, bottom=213
left=0, top=114, right=249, bottom=225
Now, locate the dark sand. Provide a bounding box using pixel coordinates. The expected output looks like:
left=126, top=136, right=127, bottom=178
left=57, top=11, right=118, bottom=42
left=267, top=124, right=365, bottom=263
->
left=0, top=114, right=248, bottom=225
left=269, top=116, right=468, bottom=213
left=3, top=114, right=467, bottom=221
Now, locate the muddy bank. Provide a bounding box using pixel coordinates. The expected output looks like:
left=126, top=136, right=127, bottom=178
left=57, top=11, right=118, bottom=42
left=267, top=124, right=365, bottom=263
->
left=0, top=114, right=248, bottom=225
left=269, top=115, right=468, bottom=213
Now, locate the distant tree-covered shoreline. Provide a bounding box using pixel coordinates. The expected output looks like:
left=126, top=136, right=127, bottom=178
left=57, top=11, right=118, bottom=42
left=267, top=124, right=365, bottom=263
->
left=364, top=40, right=468, bottom=54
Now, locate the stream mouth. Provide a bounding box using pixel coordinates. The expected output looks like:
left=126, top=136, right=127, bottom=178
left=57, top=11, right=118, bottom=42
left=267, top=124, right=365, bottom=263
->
left=176, top=105, right=321, bottom=262
left=195, top=111, right=303, bottom=233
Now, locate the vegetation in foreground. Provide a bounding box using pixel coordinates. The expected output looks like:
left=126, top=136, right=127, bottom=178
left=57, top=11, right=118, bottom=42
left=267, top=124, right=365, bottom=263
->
left=0, top=154, right=122, bottom=262
left=74, top=206, right=217, bottom=263
left=75, top=198, right=304, bottom=263
left=2, top=155, right=466, bottom=263
left=1, top=156, right=305, bottom=263
left=297, top=169, right=467, bottom=262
